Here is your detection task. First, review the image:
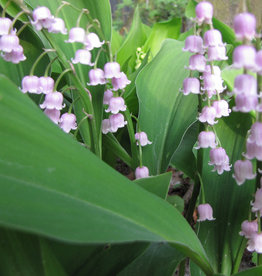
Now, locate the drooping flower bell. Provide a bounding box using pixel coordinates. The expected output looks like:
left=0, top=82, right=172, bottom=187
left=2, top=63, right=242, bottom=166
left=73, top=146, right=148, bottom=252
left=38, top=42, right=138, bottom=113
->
left=102, top=119, right=111, bottom=134
left=71, top=49, right=94, bottom=66
left=48, top=18, right=67, bottom=34
left=247, top=233, right=262, bottom=253
left=135, top=132, right=152, bottom=147
left=197, top=203, right=215, bottom=222
left=204, top=29, right=225, bottom=47
left=233, top=93, right=258, bottom=113
left=111, top=72, right=131, bottom=91
left=38, top=76, right=54, bottom=94
left=2, top=45, right=26, bottom=64
left=207, top=45, right=228, bottom=61
left=31, top=6, right=54, bottom=31
left=239, top=220, right=258, bottom=238
left=85, top=32, right=104, bottom=50
left=0, top=17, right=12, bottom=35
left=202, top=74, right=225, bottom=98
left=251, top=188, right=262, bottom=213
left=186, top=54, right=206, bottom=72
left=195, top=131, right=217, bottom=149
left=103, top=89, right=113, bottom=105
left=248, top=122, right=262, bottom=146
left=198, top=106, right=217, bottom=125
left=209, top=147, right=231, bottom=174
left=212, top=100, right=231, bottom=118
left=244, top=140, right=258, bottom=160
left=181, top=77, right=200, bottom=95
left=21, top=75, right=39, bottom=94
left=40, top=91, right=65, bottom=110
left=0, top=34, right=20, bottom=53
left=105, top=97, right=127, bottom=114
left=234, top=12, right=256, bottom=41
left=195, top=1, right=213, bottom=25
left=256, top=50, right=262, bottom=75
left=135, top=166, right=149, bottom=179
left=88, top=68, right=106, bottom=86
left=233, top=45, right=256, bottom=70
left=59, top=113, right=77, bottom=133
left=233, top=159, right=256, bottom=185
left=109, top=113, right=127, bottom=132
left=104, top=62, right=122, bottom=79
left=44, top=108, right=60, bottom=124
left=233, top=74, right=257, bottom=95
left=65, top=27, right=86, bottom=43
left=183, top=35, right=204, bottom=54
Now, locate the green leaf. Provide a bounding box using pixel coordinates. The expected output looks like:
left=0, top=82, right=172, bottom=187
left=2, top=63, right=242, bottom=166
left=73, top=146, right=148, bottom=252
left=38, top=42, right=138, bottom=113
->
left=118, top=242, right=184, bottom=276
left=167, top=195, right=185, bottom=213
left=143, top=18, right=182, bottom=58
left=233, top=266, right=262, bottom=276
left=185, top=0, right=197, bottom=19
left=136, top=39, right=198, bottom=175
left=116, top=6, right=147, bottom=71
left=197, top=112, right=254, bottom=275
left=40, top=239, right=67, bottom=276
left=112, top=29, right=124, bottom=55
left=0, top=228, right=44, bottom=276
left=0, top=75, right=213, bottom=275
left=135, top=172, right=172, bottom=199
left=213, top=17, right=237, bottom=46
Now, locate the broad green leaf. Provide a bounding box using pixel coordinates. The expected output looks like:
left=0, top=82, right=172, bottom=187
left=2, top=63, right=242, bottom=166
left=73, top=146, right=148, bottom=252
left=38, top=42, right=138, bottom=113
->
left=167, top=195, right=185, bottom=213
left=213, top=18, right=237, bottom=46
left=40, top=239, right=67, bottom=276
left=185, top=0, right=197, bottom=19
left=0, top=228, right=44, bottom=276
left=135, top=172, right=172, bottom=199
left=136, top=39, right=198, bottom=175
left=118, top=242, right=184, bottom=276
left=116, top=6, right=147, bottom=72
left=197, top=112, right=254, bottom=275
left=0, top=75, right=213, bottom=275
left=143, top=18, right=182, bottom=58
left=233, top=266, right=262, bottom=276
left=171, top=121, right=198, bottom=179
left=112, top=29, right=124, bottom=55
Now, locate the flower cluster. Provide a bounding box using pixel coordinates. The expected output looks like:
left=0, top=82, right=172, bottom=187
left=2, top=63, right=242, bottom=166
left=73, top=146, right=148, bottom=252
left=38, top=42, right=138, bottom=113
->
left=0, top=16, right=26, bottom=63
left=182, top=1, right=231, bottom=175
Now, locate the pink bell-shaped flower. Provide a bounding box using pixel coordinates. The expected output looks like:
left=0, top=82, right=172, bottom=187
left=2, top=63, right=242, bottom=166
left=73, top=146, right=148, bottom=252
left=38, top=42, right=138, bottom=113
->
left=65, top=27, right=86, bottom=43
left=209, top=147, right=231, bottom=174
left=233, top=159, right=256, bottom=185
left=38, top=76, right=54, bottom=94
left=195, top=1, right=213, bottom=25
left=104, top=62, right=122, bottom=79
left=234, top=13, right=256, bottom=41
left=183, top=35, right=204, bottom=54
left=0, top=17, right=12, bottom=35
left=2, top=44, right=26, bottom=64
left=203, top=65, right=221, bottom=78
left=212, top=100, right=231, bottom=118
left=40, top=91, right=65, bottom=110
left=204, top=29, right=225, bottom=47
left=103, top=89, right=113, bottom=105
left=197, top=203, right=215, bottom=222
left=59, top=113, right=77, bottom=133
left=88, top=68, right=106, bottom=86
left=105, top=97, right=127, bottom=114
left=44, top=108, right=60, bottom=124
left=135, top=132, right=152, bottom=146
left=181, top=77, right=200, bottom=95
left=252, top=188, right=262, bottom=213
left=244, top=140, right=257, bottom=160
left=109, top=113, right=127, bottom=132
left=195, top=131, right=217, bottom=149
left=48, top=18, right=67, bottom=34
left=207, top=45, right=228, bottom=61
left=233, top=45, right=256, bottom=70
left=202, top=74, right=225, bottom=98
left=85, top=32, right=104, bottom=50
left=233, top=93, right=258, bottom=113
left=248, top=122, right=262, bottom=146
left=21, top=75, right=40, bottom=94
left=233, top=74, right=257, bottom=95
left=102, top=119, right=111, bottom=134
left=198, top=106, right=217, bottom=125
left=111, top=72, right=131, bottom=91
left=71, top=49, right=94, bottom=66
left=135, top=166, right=149, bottom=179
left=0, top=34, right=20, bottom=53
left=247, top=233, right=262, bottom=253
left=31, top=6, right=54, bottom=31
left=240, top=220, right=258, bottom=238
left=186, top=54, right=206, bottom=72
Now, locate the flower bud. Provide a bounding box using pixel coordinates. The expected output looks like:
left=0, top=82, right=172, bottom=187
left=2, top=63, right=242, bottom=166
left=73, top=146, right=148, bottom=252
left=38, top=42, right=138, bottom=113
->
left=197, top=203, right=215, bottom=222
left=135, top=166, right=149, bottom=179
left=195, top=1, right=213, bottom=25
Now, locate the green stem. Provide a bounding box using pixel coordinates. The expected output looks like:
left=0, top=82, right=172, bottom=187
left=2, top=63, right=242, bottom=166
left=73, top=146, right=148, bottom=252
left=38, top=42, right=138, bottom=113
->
left=9, top=10, right=28, bottom=33
left=54, top=68, right=72, bottom=91
left=16, top=22, right=30, bottom=36
left=93, top=48, right=103, bottom=69
left=178, top=259, right=186, bottom=276
left=29, top=49, right=56, bottom=76
left=76, top=9, right=88, bottom=27
left=44, top=56, right=58, bottom=77
left=197, top=172, right=205, bottom=203
left=232, top=238, right=247, bottom=274
left=55, top=1, right=70, bottom=17
left=2, top=0, right=12, bottom=17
